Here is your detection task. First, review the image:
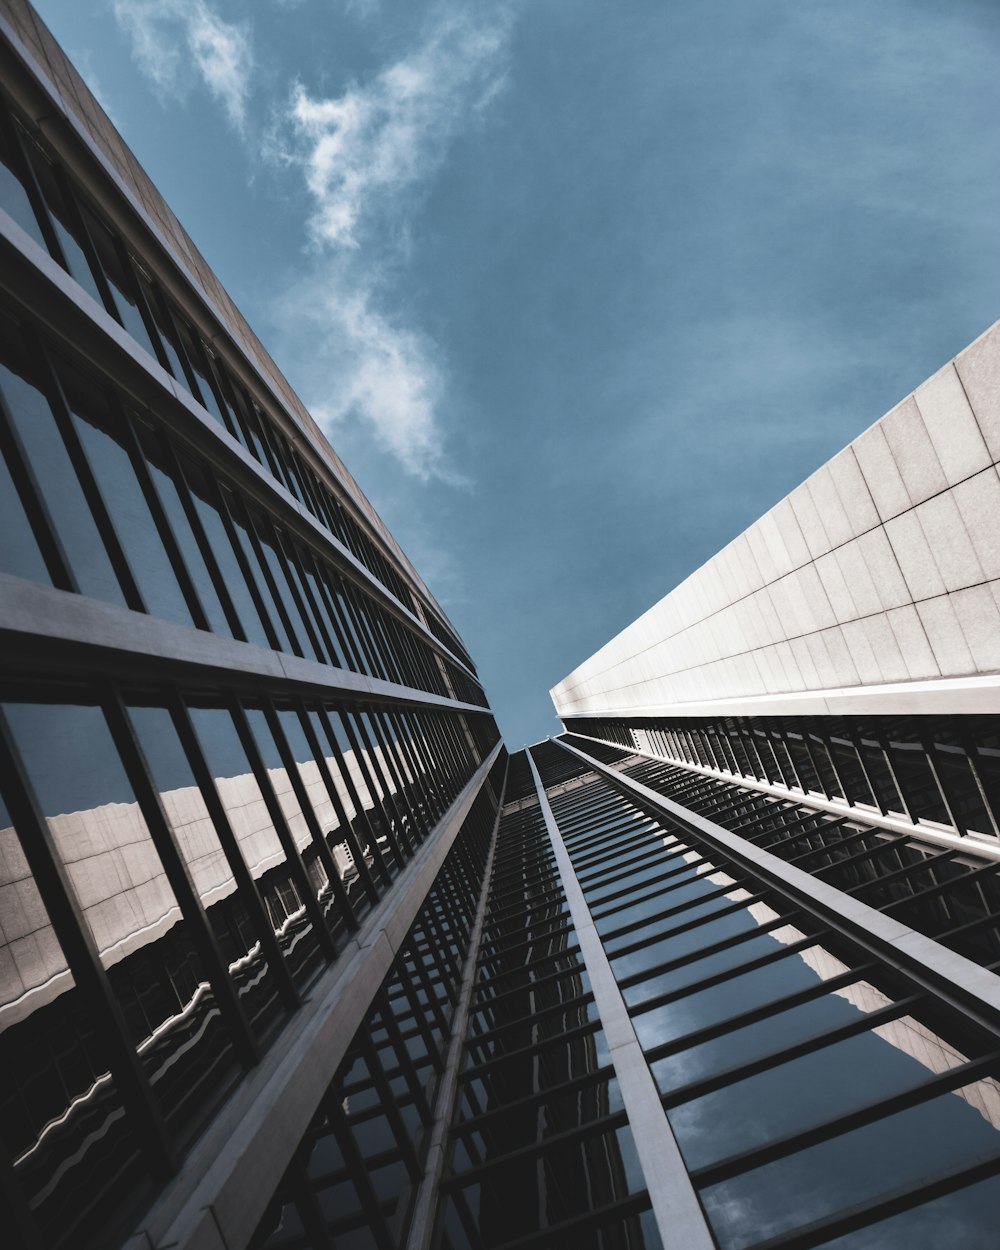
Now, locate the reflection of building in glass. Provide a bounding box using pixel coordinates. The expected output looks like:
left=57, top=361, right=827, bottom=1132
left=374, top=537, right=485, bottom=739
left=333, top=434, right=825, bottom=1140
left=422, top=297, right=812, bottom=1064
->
left=5, top=4, right=1000, bottom=1249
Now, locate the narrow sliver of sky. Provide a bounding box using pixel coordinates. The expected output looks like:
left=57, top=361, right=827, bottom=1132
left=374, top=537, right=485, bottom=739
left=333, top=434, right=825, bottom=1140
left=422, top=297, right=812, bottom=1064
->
left=35, top=0, right=1000, bottom=746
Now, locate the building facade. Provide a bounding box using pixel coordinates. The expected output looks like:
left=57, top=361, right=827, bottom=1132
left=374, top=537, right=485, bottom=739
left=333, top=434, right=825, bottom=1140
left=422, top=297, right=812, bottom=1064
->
left=0, top=5, right=504, bottom=1249
left=4, top=4, right=1000, bottom=1250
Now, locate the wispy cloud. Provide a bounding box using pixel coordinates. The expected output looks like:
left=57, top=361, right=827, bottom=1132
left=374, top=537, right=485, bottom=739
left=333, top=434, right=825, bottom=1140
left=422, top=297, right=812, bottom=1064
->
left=288, top=10, right=511, bottom=248
left=272, top=5, right=514, bottom=480
left=111, top=0, right=253, bottom=131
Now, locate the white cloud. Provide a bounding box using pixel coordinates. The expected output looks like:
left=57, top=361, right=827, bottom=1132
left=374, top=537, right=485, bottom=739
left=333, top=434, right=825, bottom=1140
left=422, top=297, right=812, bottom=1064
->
left=112, top=0, right=252, bottom=131
left=287, top=8, right=512, bottom=248
left=274, top=5, right=514, bottom=480
left=295, top=264, right=462, bottom=484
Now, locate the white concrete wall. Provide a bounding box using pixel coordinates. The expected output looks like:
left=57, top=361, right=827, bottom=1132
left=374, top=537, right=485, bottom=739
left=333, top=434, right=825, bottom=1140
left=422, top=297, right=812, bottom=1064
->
left=552, top=320, right=1000, bottom=720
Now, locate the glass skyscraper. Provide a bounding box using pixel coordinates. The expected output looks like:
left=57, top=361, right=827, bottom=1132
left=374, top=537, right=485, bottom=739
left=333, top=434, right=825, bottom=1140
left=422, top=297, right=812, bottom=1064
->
left=2, top=4, right=1000, bottom=1249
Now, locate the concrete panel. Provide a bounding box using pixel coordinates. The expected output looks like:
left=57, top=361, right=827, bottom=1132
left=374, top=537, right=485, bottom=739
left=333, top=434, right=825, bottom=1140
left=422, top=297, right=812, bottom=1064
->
left=880, top=396, right=948, bottom=506
left=914, top=364, right=991, bottom=485
left=957, top=321, right=1000, bottom=460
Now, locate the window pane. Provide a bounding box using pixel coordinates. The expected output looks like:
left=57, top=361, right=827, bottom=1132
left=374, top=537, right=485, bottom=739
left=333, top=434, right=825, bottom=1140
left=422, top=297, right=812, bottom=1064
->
left=187, top=704, right=323, bottom=988
left=0, top=786, right=151, bottom=1249
left=126, top=701, right=283, bottom=1040
left=64, top=366, right=193, bottom=626
left=3, top=699, right=238, bottom=1145
left=0, top=318, right=125, bottom=604
left=0, top=421, right=49, bottom=584
left=0, top=114, right=46, bottom=248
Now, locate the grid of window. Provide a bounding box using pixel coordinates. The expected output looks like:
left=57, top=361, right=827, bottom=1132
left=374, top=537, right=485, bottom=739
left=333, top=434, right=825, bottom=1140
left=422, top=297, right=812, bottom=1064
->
left=537, top=743, right=1000, bottom=1250
left=0, top=673, right=501, bottom=1250
left=561, top=732, right=1000, bottom=977
left=249, top=771, right=503, bottom=1250
left=437, top=797, right=659, bottom=1250
left=0, top=85, right=475, bottom=674
left=0, top=301, right=484, bottom=707
left=568, top=714, right=1000, bottom=842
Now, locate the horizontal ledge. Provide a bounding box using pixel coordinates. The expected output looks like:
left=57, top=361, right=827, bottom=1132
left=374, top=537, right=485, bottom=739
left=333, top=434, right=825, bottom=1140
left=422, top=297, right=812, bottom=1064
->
left=0, top=573, right=491, bottom=713
left=562, top=730, right=1000, bottom=864
left=554, top=673, right=1000, bottom=720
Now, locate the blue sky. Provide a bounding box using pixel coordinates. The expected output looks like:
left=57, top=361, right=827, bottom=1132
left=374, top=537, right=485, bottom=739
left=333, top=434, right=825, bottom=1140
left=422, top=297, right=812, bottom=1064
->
left=35, top=0, right=1000, bottom=746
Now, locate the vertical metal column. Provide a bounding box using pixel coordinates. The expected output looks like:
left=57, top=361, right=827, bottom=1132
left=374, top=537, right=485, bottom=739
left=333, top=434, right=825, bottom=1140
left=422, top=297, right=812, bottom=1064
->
left=525, top=748, right=715, bottom=1250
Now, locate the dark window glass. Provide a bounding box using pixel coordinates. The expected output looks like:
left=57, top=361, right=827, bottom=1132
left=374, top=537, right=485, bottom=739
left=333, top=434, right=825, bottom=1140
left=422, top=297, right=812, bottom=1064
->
left=3, top=699, right=238, bottom=1143
left=814, top=1173, right=1000, bottom=1249
left=0, top=112, right=46, bottom=248
left=126, top=701, right=282, bottom=1039
left=187, top=704, right=322, bottom=988
left=80, top=207, right=159, bottom=361
left=64, top=366, right=193, bottom=626
left=701, top=1081, right=1000, bottom=1250
left=22, top=140, right=104, bottom=306
left=0, top=418, right=49, bottom=584
left=172, top=312, right=229, bottom=428
left=134, top=272, right=187, bottom=381
left=0, top=788, right=151, bottom=1249
left=182, top=461, right=270, bottom=647
left=136, top=423, right=230, bottom=634
left=0, top=320, right=125, bottom=604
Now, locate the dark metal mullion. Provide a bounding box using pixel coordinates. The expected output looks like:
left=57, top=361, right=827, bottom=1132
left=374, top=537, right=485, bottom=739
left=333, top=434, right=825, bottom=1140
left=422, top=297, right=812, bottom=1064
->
left=245, top=508, right=310, bottom=657
left=740, top=808, right=849, bottom=850
left=785, top=826, right=891, bottom=871
left=340, top=578, right=384, bottom=678
left=302, top=550, right=355, bottom=669
left=398, top=945, right=451, bottom=1067
left=410, top=710, right=445, bottom=821
left=641, top=963, right=880, bottom=1068
left=601, top=871, right=764, bottom=946
left=960, top=728, right=1000, bottom=839
left=446, top=1110, right=630, bottom=1186
left=313, top=705, right=395, bottom=885
left=262, top=700, right=358, bottom=935
left=660, top=993, right=924, bottom=1110
left=164, top=439, right=247, bottom=640
left=372, top=708, right=427, bottom=847
left=294, top=703, right=380, bottom=906
left=589, top=856, right=717, bottom=917
left=157, top=298, right=208, bottom=406
left=168, top=694, right=300, bottom=1011
left=376, top=994, right=435, bottom=1118
left=622, top=931, right=824, bottom=1010
left=117, top=408, right=211, bottom=630
left=813, top=723, right=853, bottom=804
left=339, top=708, right=409, bottom=870
left=324, top=1097, right=398, bottom=1250
left=880, top=859, right=1000, bottom=918
left=281, top=1155, right=336, bottom=1250
left=457, top=1064, right=615, bottom=1138
left=0, top=711, right=176, bottom=1178
left=847, top=725, right=889, bottom=815
left=3, top=111, right=71, bottom=264
left=387, top=708, right=435, bottom=832
left=104, top=691, right=259, bottom=1067
left=35, top=333, right=147, bottom=611
left=357, top=1031, right=423, bottom=1178
left=228, top=698, right=338, bottom=963
left=275, top=532, right=335, bottom=665
left=688, top=1050, right=1000, bottom=1190
left=751, top=1154, right=1000, bottom=1250
left=330, top=573, right=370, bottom=674
left=924, top=733, right=968, bottom=835
left=367, top=606, right=405, bottom=686
left=800, top=731, right=836, bottom=802
left=0, top=379, right=76, bottom=589
left=124, top=257, right=182, bottom=379
left=218, top=486, right=292, bottom=654
left=353, top=710, right=415, bottom=855
left=845, top=848, right=962, bottom=899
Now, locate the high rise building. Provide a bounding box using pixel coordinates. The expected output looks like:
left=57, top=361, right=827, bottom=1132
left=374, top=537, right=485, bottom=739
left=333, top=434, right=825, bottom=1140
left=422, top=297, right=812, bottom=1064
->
left=2, top=5, right=1000, bottom=1250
